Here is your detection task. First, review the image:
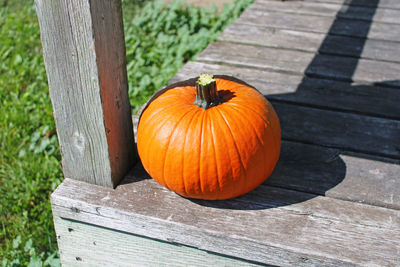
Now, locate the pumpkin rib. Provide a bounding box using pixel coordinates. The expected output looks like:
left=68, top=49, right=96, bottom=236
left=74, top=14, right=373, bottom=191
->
left=138, top=102, right=191, bottom=167
left=225, top=105, right=266, bottom=147
left=224, top=104, right=267, bottom=186
left=205, top=111, right=232, bottom=199
left=228, top=102, right=274, bottom=142
left=139, top=112, right=177, bottom=182
left=224, top=85, right=259, bottom=101
left=181, top=112, right=196, bottom=195
left=209, top=111, right=222, bottom=193
left=210, top=108, right=236, bottom=196
left=142, top=105, right=191, bottom=189
left=198, top=110, right=206, bottom=193
left=182, top=108, right=202, bottom=196
left=161, top=107, right=198, bottom=191
left=215, top=108, right=246, bottom=189
left=218, top=105, right=268, bottom=195
left=228, top=102, right=280, bottom=166
left=213, top=108, right=234, bottom=188
left=140, top=98, right=188, bottom=123
left=265, top=102, right=282, bottom=156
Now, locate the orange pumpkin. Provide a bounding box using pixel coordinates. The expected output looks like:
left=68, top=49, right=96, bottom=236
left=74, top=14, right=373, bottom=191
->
left=137, top=74, right=281, bottom=200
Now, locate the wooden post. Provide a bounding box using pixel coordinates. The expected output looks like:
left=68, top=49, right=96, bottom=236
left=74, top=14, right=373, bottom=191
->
left=35, top=0, right=135, bottom=187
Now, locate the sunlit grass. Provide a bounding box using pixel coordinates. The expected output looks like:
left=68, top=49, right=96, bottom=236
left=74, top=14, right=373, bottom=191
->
left=0, top=0, right=253, bottom=265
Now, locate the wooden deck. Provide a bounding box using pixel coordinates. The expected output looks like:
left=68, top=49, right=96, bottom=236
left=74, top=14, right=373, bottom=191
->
left=52, top=0, right=400, bottom=265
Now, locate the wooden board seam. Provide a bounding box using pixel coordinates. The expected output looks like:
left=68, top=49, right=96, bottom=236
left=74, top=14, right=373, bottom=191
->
left=51, top=182, right=400, bottom=231
left=281, top=136, right=400, bottom=161
left=270, top=97, right=400, bottom=121
left=251, top=1, right=400, bottom=24
left=217, top=38, right=400, bottom=65
left=236, top=20, right=400, bottom=43
left=50, top=178, right=400, bottom=265
left=278, top=0, right=400, bottom=11
left=196, top=58, right=400, bottom=90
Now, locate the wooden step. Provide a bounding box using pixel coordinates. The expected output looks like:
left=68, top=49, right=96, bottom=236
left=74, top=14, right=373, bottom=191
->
left=281, top=0, right=400, bottom=10
left=252, top=0, right=400, bottom=24
left=219, top=23, right=400, bottom=63
left=236, top=8, right=400, bottom=42
left=197, top=41, right=400, bottom=87
left=172, top=61, right=400, bottom=120
left=52, top=175, right=400, bottom=266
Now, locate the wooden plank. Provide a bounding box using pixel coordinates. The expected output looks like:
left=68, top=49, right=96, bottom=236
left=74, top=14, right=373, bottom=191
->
left=52, top=177, right=400, bottom=266
left=268, top=141, right=400, bottom=210
left=133, top=116, right=399, bottom=211
left=35, top=0, right=135, bottom=187
left=252, top=0, right=400, bottom=24
left=171, top=62, right=400, bottom=208
left=54, top=216, right=263, bottom=267
left=291, top=0, right=400, bottom=9
left=236, top=9, right=400, bottom=42
left=274, top=101, right=400, bottom=159
left=171, top=61, right=400, bottom=120
left=219, top=24, right=400, bottom=63
left=197, top=41, right=400, bottom=87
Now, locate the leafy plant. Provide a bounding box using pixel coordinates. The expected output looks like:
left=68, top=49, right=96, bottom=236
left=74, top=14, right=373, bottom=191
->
left=0, top=2, right=62, bottom=264
left=124, top=0, right=254, bottom=113
left=1, top=236, right=60, bottom=267
left=0, top=0, right=253, bottom=264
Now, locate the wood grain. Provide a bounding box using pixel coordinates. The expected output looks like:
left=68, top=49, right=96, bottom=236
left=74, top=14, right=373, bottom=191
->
left=280, top=0, right=400, bottom=9
left=219, top=24, right=400, bottom=63
left=54, top=216, right=265, bottom=267
left=197, top=41, right=400, bottom=87
left=170, top=62, right=400, bottom=208
left=171, top=61, right=400, bottom=120
left=134, top=112, right=400, bottom=210
left=35, top=0, right=135, bottom=187
left=267, top=141, right=400, bottom=210
left=252, top=0, right=400, bottom=24
left=274, top=102, right=400, bottom=159
left=52, top=177, right=400, bottom=266
left=236, top=9, right=400, bottom=42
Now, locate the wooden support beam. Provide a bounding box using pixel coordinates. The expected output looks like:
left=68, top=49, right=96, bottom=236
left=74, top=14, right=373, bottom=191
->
left=35, top=0, right=135, bottom=187
left=53, top=216, right=263, bottom=266
left=51, top=177, right=400, bottom=266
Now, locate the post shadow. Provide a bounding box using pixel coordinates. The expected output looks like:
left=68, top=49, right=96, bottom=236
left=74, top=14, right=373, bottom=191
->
left=189, top=0, right=388, bottom=209
left=125, top=0, right=397, bottom=210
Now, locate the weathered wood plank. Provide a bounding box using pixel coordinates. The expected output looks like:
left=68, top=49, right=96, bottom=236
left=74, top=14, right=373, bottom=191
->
left=52, top=177, right=400, bottom=266
left=267, top=141, right=400, bottom=210
left=171, top=61, right=400, bottom=208
left=171, top=63, right=400, bottom=158
left=171, top=61, right=400, bottom=120
left=219, top=24, right=400, bottom=63
left=275, top=102, right=400, bottom=159
left=286, top=0, right=400, bottom=9
left=54, top=217, right=264, bottom=267
left=236, top=9, right=400, bottom=42
left=197, top=41, right=400, bottom=87
left=134, top=115, right=400, bottom=210
left=252, top=0, right=400, bottom=24
left=35, top=0, right=135, bottom=187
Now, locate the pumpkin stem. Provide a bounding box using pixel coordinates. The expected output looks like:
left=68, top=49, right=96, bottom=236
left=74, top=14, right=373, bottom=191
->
left=194, top=74, right=221, bottom=109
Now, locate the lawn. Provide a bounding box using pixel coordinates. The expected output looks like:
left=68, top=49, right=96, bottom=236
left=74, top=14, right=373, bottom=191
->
left=0, top=0, right=252, bottom=265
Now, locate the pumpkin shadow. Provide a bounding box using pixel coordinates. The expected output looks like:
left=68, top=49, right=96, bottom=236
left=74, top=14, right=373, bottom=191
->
left=218, top=89, right=236, bottom=103
left=190, top=141, right=347, bottom=210
left=189, top=0, right=400, bottom=210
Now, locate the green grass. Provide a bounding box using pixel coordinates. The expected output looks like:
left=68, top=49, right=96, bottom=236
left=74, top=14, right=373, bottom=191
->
left=0, top=0, right=253, bottom=265
left=123, top=0, right=254, bottom=112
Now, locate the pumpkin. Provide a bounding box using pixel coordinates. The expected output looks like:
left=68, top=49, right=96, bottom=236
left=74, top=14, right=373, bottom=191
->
left=137, top=74, right=281, bottom=200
